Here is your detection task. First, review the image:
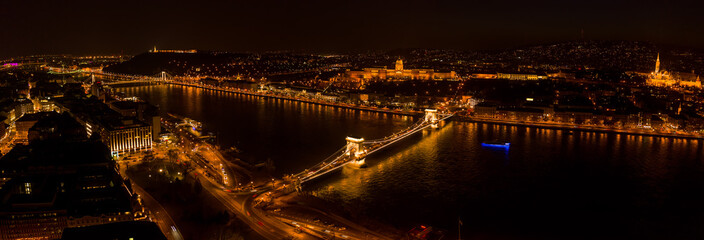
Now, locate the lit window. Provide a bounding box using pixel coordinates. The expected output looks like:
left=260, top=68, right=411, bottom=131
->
left=24, top=182, right=31, bottom=194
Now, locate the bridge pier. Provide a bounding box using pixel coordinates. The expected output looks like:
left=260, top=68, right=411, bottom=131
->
left=345, top=137, right=366, bottom=159
left=425, top=109, right=439, bottom=128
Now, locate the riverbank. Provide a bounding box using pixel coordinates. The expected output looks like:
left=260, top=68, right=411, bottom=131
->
left=167, top=81, right=424, bottom=117
left=455, top=115, right=704, bottom=140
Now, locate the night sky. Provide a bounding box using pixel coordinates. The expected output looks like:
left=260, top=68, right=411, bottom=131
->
left=1, top=0, right=703, bottom=57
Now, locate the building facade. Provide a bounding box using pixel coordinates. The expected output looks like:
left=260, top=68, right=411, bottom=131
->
left=0, top=210, right=68, bottom=240
left=102, top=121, right=153, bottom=155
left=648, top=53, right=702, bottom=88
left=54, top=99, right=153, bottom=156
left=343, top=59, right=457, bottom=83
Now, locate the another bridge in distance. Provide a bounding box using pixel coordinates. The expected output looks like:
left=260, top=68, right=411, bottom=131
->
left=90, top=71, right=171, bottom=86
left=45, top=67, right=172, bottom=85
left=292, top=109, right=453, bottom=184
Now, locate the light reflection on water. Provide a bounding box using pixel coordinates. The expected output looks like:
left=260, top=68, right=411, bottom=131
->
left=121, top=84, right=704, bottom=239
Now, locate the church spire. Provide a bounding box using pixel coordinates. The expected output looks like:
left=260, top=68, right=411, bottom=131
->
left=655, top=53, right=660, bottom=73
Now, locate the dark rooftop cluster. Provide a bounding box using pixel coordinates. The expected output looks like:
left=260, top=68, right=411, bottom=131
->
left=0, top=113, right=139, bottom=239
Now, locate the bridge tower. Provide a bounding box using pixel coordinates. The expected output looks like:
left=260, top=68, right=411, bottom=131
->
left=345, top=137, right=366, bottom=158
left=424, top=109, right=439, bottom=128
left=161, top=71, right=166, bottom=81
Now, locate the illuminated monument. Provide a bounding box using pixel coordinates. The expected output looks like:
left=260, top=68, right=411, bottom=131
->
left=342, top=59, right=456, bottom=83
left=149, top=46, right=196, bottom=54
left=648, top=53, right=701, bottom=88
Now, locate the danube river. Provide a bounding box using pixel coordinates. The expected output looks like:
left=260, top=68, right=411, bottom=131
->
left=120, top=84, right=704, bottom=239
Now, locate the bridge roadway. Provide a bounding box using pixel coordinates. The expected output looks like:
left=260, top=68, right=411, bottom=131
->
left=45, top=67, right=168, bottom=85
left=90, top=71, right=167, bottom=85
left=294, top=112, right=453, bottom=184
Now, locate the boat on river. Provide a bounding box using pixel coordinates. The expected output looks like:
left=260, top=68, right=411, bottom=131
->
left=481, top=141, right=510, bottom=150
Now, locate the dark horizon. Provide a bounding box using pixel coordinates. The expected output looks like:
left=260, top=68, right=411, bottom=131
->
left=2, top=0, right=703, bottom=58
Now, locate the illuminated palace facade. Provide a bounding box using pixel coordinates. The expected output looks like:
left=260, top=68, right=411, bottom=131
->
left=343, top=59, right=456, bottom=82
left=648, top=53, right=701, bottom=88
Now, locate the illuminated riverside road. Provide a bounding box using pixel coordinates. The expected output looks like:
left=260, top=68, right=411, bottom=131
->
left=130, top=183, right=184, bottom=240
left=465, top=116, right=704, bottom=140
left=196, top=174, right=317, bottom=240
left=121, top=84, right=704, bottom=239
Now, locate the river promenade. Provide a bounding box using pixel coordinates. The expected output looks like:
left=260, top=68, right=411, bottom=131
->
left=114, top=79, right=704, bottom=140
left=167, top=81, right=423, bottom=116
left=457, top=115, right=704, bottom=140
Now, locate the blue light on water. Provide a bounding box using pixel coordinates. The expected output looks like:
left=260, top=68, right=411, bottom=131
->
left=481, top=142, right=510, bottom=150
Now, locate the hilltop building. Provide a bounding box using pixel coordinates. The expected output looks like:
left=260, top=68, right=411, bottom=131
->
left=648, top=53, right=701, bottom=88
left=341, top=59, right=456, bottom=85
left=496, top=73, right=547, bottom=81
left=149, top=46, right=196, bottom=54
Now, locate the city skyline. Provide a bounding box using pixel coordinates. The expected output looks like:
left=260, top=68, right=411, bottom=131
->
left=4, top=1, right=704, bottom=239
left=2, top=0, right=704, bottom=58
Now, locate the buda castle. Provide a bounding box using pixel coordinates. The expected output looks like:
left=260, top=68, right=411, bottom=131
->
left=343, top=59, right=456, bottom=83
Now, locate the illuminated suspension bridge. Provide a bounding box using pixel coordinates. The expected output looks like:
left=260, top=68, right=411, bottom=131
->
left=45, top=66, right=173, bottom=85
left=292, top=109, right=453, bottom=184
left=89, top=71, right=172, bottom=85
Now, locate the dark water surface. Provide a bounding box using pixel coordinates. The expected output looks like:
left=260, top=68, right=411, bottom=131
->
left=121, top=84, right=704, bottom=239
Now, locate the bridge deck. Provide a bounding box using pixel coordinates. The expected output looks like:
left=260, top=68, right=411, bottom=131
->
left=297, top=114, right=452, bottom=183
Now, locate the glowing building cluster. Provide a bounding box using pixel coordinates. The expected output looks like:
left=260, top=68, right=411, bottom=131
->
left=54, top=98, right=154, bottom=157
left=342, top=59, right=457, bottom=83
left=149, top=46, right=197, bottom=54
left=648, top=53, right=701, bottom=88
left=101, top=119, right=153, bottom=156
